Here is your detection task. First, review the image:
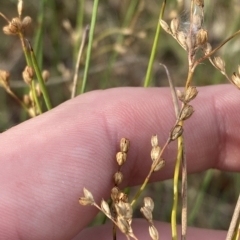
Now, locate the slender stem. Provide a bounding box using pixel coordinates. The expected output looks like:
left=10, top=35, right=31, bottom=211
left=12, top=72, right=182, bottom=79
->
left=80, top=0, right=99, bottom=94
left=188, top=170, right=213, bottom=224
left=27, top=41, right=52, bottom=110
left=102, top=0, right=139, bottom=87
left=226, top=194, right=240, bottom=240
left=130, top=139, right=170, bottom=207
left=171, top=137, right=183, bottom=240
left=193, top=29, right=240, bottom=71
left=31, top=80, right=42, bottom=114
left=144, top=0, right=167, bottom=87
left=71, top=25, right=89, bottom=98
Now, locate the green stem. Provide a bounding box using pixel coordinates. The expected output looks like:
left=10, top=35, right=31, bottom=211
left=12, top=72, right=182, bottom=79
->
left=79, top=0, right=99, bottom=94
left=188, top=170, right=213, bottom=224
left=143, top=0, right=167, bottom=87
left=29, top=44, right=52, bottom=110
left=31, top=80, right=42, bottom=114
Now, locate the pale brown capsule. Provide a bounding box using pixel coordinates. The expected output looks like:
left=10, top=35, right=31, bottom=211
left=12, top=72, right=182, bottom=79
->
left=179, top=105, right=194, bottom=121
left=117, top=217, right=129, bottom=234
left=213, top=56, right=225, bottom=73
left=9, top=17, right=22, bottom=33
left=116, top=152, right=127, bottom=166
left=101, top=199, right=111, bottom=218
left=159, top=20, right=171, bottom=34
left=170, top=125, right=183, bottom=141
left=140, top=206, right=153, bottom=223
left=3, top=25, right=17, bottom=35
left=42, top=70, right=50, bottom=82
left=176, top=90, right=185, bottom=102
left=23, top=94, right=31, bottom=106
left=151, top=135, right=158, bottom=148
left=238, top=65, right=240, bottom=75
left=113, top=171, right=123, bottom=185
left=185, top=86, right=198, bottom=103
left=22, top=16, right=32, bottom=30
left=22, top=66, right=34, bottom=85
left=0, top=70, right=10, bottom=87
left=170, top=18, right=179, bottom=35
left=153, top=159, right=165, bottom=172
left=177, top=31, right=187, bottom=49
left=111, top=186, right=119, bottom=201
left=203, top=42, right=212, bottom=55
left=120, top=138, right=130, bottom=153
left=143, top=197, right=154, bottom=211
left=151, top=146, right=161, bottom=162
left=82, top=187, right=94, bottom=203
left=149, top=225, right=159, bottom=240
left=231, top=72, right=240, bottom=89
left=196, top=29, right=208, bottom=46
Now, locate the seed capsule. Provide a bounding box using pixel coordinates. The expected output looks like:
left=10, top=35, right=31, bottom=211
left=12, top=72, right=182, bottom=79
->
left=170, top=125, right=183, bottom=141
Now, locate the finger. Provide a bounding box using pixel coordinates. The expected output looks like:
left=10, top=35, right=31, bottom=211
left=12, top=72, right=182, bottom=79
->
left=73, top=220, right=226, bottom=240
left=0, top=85, right=239, bottom=239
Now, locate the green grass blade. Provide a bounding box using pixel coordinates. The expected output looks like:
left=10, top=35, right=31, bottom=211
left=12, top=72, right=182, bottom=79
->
left=79, top=0, right=99, bottom=94
left=144, top=0, right=167, bottom=87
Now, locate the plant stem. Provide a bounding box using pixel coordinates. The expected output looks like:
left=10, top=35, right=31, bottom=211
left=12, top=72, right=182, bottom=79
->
left=143, top=0, right=166, bottom=87
left=226, top=194, right=240, bottom=240
left=28, top=42, right=52, bottom=110
left=79, top=0, right=99, bottom=94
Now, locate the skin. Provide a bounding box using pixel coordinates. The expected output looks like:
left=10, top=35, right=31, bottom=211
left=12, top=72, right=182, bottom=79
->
left=0, top=85, right=239, bottom=240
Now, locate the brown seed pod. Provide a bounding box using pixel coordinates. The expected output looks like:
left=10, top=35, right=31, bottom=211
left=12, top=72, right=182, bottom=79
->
left=159, top=20, right=171, bottom=34
left=149, top=225, right=159, bottom=240
left=116, top=152, right=127, bottom=166
left=170, top=18, right=179, bottom=35
left=179, top=105, right=194, bottom=121
left=151, top=135, right=158, bottom=148
left=231, top=72, right=240, bottom=89
left=185, top=86, right=198, bottom=103
left=120, top=138, right=130, bottom=153
left=170, top=125, right=183, bottom=141
left=113, top=171, right=123, bottom=185
left=213, top=56, right=226, bottom=73
left=151, top=146, right=161, bottom=162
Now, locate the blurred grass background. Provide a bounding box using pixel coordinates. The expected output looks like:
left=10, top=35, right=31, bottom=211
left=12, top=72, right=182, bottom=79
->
left=0, top=0, right=240, bottom=232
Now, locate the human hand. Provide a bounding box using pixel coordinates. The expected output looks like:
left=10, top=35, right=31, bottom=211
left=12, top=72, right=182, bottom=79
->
left=0, top=85, right=239, bottom=239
